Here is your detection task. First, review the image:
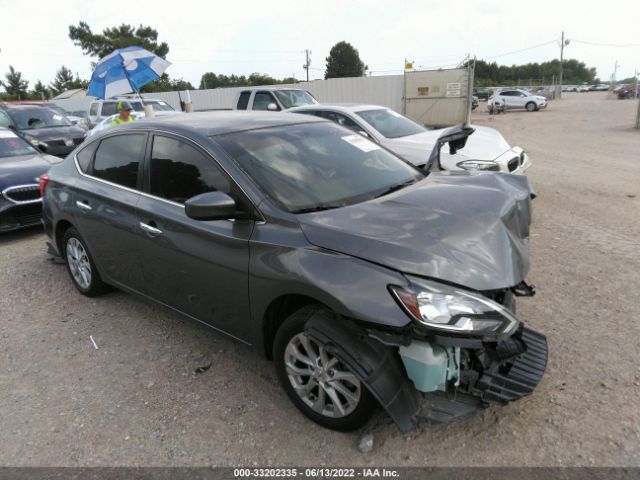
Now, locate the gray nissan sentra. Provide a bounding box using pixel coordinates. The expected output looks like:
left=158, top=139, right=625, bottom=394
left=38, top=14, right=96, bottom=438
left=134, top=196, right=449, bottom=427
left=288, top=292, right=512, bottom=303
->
left=41, top=111, right=547, bottom=432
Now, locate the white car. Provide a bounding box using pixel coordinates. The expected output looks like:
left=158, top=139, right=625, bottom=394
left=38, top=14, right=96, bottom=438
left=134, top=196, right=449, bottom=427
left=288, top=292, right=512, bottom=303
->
left=88, top=112, right=147, bottom=137
left=490, top=89, right=547, bottom=112
left=289, top=104, right=531, bottom=174
left=87, top=97, right=182, bottom=127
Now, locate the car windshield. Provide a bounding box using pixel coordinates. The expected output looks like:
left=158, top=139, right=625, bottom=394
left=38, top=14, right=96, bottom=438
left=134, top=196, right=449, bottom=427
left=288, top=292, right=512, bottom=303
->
left=273, top=90, right=317, bottom=109
left=216, top=122, right=423, bottom=213
left=128, top=101, right=145, bottom=112
left=0, top=131, right=37, bottom=157
left=11, top=108, right=72, bottom=130
left=356, top=108, right=426, bottom=139
left=145, top=100, right=175, bottom=112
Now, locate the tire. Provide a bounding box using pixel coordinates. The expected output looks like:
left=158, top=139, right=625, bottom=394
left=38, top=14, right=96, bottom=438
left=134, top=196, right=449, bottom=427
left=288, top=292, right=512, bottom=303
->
left=273, top=305, right=378, bottom=431
left=526, top=102, right=536, bottom=112
left=62, top=227, right=110, bottom=297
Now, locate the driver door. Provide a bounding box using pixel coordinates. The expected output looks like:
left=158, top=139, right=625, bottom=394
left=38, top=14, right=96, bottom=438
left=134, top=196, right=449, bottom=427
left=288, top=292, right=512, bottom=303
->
left=135, top=133, right=254, bottom=341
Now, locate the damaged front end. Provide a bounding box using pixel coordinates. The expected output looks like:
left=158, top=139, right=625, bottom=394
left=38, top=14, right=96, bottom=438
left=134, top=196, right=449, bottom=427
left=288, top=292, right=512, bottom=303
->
left=304, top=285, right=547, bottom=432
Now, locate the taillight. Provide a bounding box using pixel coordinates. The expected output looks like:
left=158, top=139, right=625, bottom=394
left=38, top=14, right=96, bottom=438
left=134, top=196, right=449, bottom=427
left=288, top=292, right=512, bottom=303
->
left=39, top=175, right=49, bottom=197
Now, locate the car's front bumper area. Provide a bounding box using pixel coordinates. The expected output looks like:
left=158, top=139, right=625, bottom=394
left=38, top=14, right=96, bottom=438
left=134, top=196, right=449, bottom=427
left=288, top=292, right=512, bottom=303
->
left=305, top=312, right=547, bottom=432
left=496, top=147, right=532, bottom=174
left=0, top=200, right=43, bottom=233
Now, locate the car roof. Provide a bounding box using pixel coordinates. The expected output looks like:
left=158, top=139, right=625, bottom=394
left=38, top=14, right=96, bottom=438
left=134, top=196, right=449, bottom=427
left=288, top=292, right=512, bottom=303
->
left=290, top=104, right=387, bottom=113
left=237, top=86, right=306, bottom=92
left=0, top=104, right=54, bottom=111
left=110, top=111, right=326, bottom=137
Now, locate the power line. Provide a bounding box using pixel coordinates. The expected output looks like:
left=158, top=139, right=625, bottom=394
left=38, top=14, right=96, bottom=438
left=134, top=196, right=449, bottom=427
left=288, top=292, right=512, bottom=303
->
left=483, top=40, right=557, bottom=60
left=571, top=39, right=640, bottom=48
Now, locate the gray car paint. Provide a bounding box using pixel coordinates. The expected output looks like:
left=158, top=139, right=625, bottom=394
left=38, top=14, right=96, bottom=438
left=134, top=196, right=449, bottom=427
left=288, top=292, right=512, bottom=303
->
left=43, top=111, right=534, bottom=353
left=297, top=171, right=534, bottom=291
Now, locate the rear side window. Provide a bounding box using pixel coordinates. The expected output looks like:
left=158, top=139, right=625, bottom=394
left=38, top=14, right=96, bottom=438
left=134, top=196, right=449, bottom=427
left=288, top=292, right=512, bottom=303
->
left=149, top=135, right=230, bottom=204
left=92, top=134, right=146, bottom=189
left=89, top=103, right=98, bottom=116
left=236, top=92, right=251, bottom=110
left=76, top=141, right=98, bottom=172
left=101, top=102, right=117, bottom=116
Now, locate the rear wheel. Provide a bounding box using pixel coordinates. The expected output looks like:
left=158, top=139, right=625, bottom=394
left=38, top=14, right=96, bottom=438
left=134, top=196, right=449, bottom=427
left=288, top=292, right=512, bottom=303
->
left=273, top=306, right=377, bottom=431
left=62, top=227, right=109, bottom=297
left=525, top=102, right=537, bottom=112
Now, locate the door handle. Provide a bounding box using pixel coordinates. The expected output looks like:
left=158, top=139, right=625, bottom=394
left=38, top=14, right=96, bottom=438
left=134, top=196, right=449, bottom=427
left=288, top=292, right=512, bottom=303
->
left=139, top=222, right=163, bottom=236
left=76, top=200, right=92, bottom=211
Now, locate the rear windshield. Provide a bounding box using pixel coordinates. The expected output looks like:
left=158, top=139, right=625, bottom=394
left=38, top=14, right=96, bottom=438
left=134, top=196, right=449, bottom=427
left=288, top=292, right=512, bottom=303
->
left=11, top=108, right=72, bottom=130
left=0, top=130, right=37, bottom=157
left=356, top=108, right=426, bottom=139
left=215, top=122, right=422, bottom=213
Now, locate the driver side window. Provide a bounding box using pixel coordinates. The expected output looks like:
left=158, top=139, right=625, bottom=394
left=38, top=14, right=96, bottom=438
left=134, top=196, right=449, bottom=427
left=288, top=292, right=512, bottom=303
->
left=253, top=92, right=279, bottom=111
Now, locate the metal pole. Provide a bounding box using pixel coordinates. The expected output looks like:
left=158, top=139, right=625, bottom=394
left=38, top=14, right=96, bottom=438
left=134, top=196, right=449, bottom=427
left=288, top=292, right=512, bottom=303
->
left=559, top=31, right=564, bottom=99
left=304, top=49, right=310, bottom=82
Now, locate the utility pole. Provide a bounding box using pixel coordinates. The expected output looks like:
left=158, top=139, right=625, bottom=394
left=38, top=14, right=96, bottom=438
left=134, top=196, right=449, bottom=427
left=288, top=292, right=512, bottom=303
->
left=559, top=31, right=569, bottom=99
left=303, top=49, right=311, bottom=82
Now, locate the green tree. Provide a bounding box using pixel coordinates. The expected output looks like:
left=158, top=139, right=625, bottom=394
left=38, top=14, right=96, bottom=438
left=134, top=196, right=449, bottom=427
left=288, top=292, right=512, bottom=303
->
left=199, top=72, right=297, bottom=90
left=142, top=74, right=194, bottom=93
left=31, top=80, right=50, bottom=100
left=69, top=21, right=169, bottom=59
left=1, top=66, right=29, bottom=100
left=325, top=41, right=366, bottom=79
left=50, top=66, right=75, bottom=96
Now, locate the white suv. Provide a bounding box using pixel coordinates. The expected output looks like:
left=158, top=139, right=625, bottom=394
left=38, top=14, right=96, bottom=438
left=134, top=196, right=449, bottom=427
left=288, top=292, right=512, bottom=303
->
left=87, top=97, right=181, bottom=127
left=490, top=89, right=548, bottom=112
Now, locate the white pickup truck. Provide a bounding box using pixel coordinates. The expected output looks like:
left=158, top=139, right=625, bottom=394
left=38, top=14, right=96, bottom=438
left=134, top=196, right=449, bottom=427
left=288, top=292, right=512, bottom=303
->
left=232, top=87, right=318, bottom=111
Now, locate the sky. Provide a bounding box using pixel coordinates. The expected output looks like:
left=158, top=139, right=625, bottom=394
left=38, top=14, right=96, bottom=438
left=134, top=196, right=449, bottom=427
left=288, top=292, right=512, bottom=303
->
left=0, top=0, right=638, bottom=89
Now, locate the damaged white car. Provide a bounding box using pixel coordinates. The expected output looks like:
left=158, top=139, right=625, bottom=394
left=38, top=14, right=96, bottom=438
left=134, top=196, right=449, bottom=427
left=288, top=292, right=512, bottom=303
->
left=290, top=104, right=531, bottom=174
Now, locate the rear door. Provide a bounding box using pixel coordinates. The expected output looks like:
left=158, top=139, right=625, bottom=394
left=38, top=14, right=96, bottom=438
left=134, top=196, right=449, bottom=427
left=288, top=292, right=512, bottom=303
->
left=135, top=133, right=253, bottom=341
left=70, top=132, right=147, bottom=291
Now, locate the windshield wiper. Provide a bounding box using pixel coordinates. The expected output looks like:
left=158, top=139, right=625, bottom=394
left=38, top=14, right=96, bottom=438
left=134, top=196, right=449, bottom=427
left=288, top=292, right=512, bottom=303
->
left=291, top=203, right=346, bottom=214
left=373, top=178, right=418, bottom=199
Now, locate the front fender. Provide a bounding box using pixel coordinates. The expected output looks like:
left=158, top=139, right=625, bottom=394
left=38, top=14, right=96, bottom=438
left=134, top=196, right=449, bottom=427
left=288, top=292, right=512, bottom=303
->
left=304, top=310, right=422, bottom=432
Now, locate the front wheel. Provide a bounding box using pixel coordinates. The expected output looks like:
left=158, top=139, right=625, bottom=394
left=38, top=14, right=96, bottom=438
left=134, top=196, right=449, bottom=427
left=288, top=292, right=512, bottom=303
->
left=273, top=306, right=378, bottom=431
left=525, top=102, right=537, bottom=112
left=62, top=227, right=110, bottom=297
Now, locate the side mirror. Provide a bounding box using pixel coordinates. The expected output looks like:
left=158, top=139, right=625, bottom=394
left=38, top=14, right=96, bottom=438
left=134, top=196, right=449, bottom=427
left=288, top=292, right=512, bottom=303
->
left=36, top=142, right=48, bottom=153
left=185, top=191, right=237, bottom=221
left=267, top=103, right=279, bottom=111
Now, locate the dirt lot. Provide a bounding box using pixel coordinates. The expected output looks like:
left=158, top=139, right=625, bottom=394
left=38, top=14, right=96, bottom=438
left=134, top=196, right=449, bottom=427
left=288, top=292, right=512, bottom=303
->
left=1, top=92, right=639, bottom=467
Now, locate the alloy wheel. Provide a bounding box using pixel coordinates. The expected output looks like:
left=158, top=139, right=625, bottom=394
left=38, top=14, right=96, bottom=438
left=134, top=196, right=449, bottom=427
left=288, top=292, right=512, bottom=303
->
left=66, top=237, right=92, bottom=289
left=284, top=333, right=361, bottom=418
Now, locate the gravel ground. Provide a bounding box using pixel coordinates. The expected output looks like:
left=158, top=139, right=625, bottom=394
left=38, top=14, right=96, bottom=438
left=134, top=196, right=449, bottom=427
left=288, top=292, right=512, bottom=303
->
left=1, top=92, right=639, bottom=467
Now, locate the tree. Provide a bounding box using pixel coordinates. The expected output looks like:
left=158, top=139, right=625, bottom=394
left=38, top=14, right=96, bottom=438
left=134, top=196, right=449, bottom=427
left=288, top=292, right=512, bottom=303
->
left=199, top=72, right=297, bottom=90
left=141, top=74, right=195, bottom=93
left=31, top=80, right=50, bottom=100
left=48, top=66, right=89, bottom=96
left=1, top=66, right=29, bottom=100
left=69, top=21, right=169, bottom=60
left=325, top=41, right=366, bottom=79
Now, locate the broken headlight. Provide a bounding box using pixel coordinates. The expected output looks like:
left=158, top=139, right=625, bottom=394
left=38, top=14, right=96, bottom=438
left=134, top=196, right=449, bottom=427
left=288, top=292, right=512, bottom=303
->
left=456, top=160, right=500, bottom=171
left=390, top=277, right=519, bottom=336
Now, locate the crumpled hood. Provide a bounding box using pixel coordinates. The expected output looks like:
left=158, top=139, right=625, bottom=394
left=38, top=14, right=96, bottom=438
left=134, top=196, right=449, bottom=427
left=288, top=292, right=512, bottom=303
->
left=0, top=153, right=58, bottom=189
left=383, top=125, right=513, bottom=169
left=298, top=172, right=535, bottom=291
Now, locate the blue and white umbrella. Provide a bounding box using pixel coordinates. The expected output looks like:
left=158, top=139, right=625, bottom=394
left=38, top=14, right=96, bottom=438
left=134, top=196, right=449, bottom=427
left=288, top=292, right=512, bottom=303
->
left=87, top=46, right=171, bottom=99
